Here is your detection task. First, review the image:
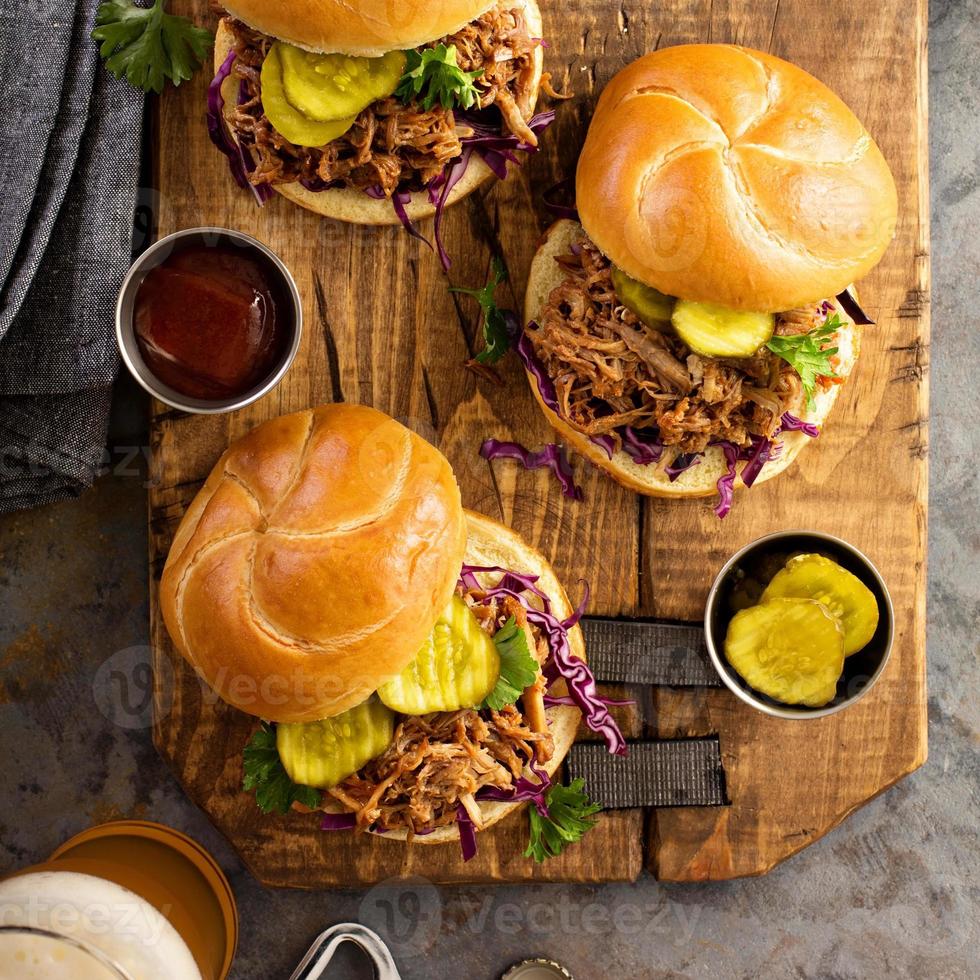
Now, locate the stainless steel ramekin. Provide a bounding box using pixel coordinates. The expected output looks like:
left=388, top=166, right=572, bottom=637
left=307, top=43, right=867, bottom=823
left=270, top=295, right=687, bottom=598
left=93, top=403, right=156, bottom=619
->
left=704, top=530, right=895, bottom=720
left=115, top=227, right=302, bottom=414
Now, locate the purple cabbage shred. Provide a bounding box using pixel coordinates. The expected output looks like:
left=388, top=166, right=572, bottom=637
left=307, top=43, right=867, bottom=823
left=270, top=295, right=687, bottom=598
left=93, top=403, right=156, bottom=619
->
left=320, top=812, right=357, bottom=831
left=589, top=434, right=616, bottom=460
left=835, top=289, right=875, bottom=326
left=480, top=439, right=582, bottom=501
left=665, top=453, right=701, bottom=482
left=713, top=442, right=740, bottom=519
left=621, top=426, right=664, bottom=465
left=779, top=413, right=821, bottom=438
left=478, top=761, right=552, bottom=817
left=459, top=569, right=626, bottom=756
left=542, top=177, right=579, bottom=220
left=516, top=326, right=562, bottom=414
left=206, top=51, right=272, bottom=206
left=455, top=803, right=478, bottom=862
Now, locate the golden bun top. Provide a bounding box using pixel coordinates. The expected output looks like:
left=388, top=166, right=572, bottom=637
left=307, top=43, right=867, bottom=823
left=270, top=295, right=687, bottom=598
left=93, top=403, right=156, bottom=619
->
left=159, top=405, right=466, bottom=723
left=576, top=44, right=898, bottom=312
left=221, top=0, right=498, bottom=56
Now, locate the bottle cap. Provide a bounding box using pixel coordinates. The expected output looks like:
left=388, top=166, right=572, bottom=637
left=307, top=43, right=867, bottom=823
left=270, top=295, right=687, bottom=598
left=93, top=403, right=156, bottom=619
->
left=501, top=958, right=575, bottom=980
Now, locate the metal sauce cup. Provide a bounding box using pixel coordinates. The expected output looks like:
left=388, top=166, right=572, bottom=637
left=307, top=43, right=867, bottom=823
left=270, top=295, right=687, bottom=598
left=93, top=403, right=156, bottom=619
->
left=116, top=227, right=302, bottom=414
left=704, top=530, right=895, bottom=720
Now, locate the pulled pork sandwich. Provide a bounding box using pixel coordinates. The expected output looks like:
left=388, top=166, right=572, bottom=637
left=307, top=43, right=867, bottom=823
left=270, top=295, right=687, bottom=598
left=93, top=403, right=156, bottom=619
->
left=160, top=405, right=622, bottom=858
left=522, top=45, right=898, bottom=516
left=207, top=0, right=551, bottom=234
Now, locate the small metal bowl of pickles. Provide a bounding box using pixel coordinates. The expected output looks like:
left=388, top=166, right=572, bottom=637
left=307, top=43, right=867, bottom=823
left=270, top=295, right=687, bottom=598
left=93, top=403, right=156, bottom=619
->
left=704, top=531, right=894, bottom=720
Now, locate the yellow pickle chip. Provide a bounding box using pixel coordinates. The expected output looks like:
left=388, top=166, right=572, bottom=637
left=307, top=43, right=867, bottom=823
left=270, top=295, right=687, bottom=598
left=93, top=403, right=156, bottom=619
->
left=762, top=553, right=879, bottom=656
left=277, top=696, right=394, bottom=789
left=724, top=598, right=845, bottom=707
left=377, top=595, right=500, bottom=715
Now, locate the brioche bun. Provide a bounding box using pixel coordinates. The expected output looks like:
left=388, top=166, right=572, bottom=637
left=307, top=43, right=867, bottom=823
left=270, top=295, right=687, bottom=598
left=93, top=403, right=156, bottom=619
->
left=524, top=220, right=860, bottom=498
left=320, top=509, right=584, bottom=843
left=222, top=0, right=497, bottom=58
left=576, top=44, right=897, bottom=312
left=159, top=405, right=467, bottom=723
left=214, top=0, right=543, bottom=224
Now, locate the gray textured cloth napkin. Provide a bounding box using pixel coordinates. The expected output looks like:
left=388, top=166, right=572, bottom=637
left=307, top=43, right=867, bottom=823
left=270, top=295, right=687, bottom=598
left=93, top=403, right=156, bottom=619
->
left=0, top=1, right=144, bottom=513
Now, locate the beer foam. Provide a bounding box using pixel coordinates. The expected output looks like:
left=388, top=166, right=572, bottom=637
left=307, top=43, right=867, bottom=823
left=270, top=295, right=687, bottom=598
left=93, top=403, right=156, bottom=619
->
left=0, top=931, right=122, bottom=980
left=0, top=872, right=202, bottom=980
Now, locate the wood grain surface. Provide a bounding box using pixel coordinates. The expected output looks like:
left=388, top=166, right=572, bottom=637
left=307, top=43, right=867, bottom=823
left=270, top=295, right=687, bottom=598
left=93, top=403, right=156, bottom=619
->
left=150, top=0, right=929, bottom=885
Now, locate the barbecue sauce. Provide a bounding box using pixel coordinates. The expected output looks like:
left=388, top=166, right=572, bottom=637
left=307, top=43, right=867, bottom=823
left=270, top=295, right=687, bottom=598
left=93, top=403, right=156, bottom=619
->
left=134, top=241, right=292, bottom=401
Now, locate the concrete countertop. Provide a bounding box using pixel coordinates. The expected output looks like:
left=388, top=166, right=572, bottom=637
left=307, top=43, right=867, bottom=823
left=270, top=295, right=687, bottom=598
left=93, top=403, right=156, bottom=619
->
left=0, top=2, right=976, bottom=977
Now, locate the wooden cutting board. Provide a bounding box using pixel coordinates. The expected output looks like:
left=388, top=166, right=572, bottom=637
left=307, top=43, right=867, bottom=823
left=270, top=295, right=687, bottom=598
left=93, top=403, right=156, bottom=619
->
left=149, top=0, right=929, bottom=885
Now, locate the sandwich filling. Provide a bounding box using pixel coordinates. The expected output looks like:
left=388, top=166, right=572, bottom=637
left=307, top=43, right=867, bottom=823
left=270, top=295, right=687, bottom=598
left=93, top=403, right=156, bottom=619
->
left=328, top=584, right=554, bottom=836
left=527, top=234, right=847, bottom=459
left=246, top=561, right=625, bottom=857
left=221, top=1, right=542, bottom=197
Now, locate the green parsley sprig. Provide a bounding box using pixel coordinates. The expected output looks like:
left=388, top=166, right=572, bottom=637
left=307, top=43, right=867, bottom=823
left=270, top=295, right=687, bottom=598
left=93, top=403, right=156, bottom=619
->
left=766, top=313, right=842, bottom=410
left=450, top=256, right=516, bottom=365
left=525, top=779, right=602, bottom=862
left=482, top=616, right=540, bottom=711
left=93, top=0, right=213, bottom=94
left=242, top=722, right=321, bottom=815
left=395, top=44, right=483, bottom=111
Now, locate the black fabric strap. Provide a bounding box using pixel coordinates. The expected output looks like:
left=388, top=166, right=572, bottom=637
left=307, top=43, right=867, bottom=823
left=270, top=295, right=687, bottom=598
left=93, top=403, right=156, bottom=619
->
left=581, top=618, right=721, bottom=687
left=567, top=738, right=728, bottom=809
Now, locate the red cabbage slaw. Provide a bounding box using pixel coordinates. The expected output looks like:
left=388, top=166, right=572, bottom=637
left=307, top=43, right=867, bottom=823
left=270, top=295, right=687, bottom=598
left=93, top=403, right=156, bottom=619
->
left=459, top=564, right=626, bottom=756
left=480, top=438, right=582, bottom=500
left=519, top=323, right=820, bottom=518
left=206, top=52, right=273, bottom=207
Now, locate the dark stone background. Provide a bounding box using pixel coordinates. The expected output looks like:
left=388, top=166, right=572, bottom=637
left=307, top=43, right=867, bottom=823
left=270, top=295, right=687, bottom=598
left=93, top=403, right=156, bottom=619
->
left=0, top=2, right=976, bottom=977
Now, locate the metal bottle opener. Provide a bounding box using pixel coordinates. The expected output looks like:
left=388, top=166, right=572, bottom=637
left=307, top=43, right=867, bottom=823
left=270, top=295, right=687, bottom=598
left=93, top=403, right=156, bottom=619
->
left=289, top=923, right=402, bottom=980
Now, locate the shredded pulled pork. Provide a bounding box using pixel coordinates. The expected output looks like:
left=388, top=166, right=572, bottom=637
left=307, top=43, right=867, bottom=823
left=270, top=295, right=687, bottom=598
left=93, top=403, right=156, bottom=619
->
left=327, top=586, right=553, bottom=835
left=224, top=2, right=539, bottom=196
left=529, top=239, right=814, bottom=454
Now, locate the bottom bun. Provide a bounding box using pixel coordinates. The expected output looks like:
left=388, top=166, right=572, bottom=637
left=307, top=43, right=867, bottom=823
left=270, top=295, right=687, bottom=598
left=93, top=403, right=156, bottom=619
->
left=523, top=219, right=862, bottom=499
left=321, top=509, right=583, bottom=843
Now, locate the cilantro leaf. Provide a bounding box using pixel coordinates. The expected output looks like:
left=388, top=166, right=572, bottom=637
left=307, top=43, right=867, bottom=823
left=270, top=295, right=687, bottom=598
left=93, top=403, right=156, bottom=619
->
left=482, top=615, right=540, bottom=711
left=450, top=256, right=516, bottom=365
left=93, top=0, right=213, bottom=94
left=242, top=722, right=321, bottom=815
left=395, top=44, right=483, bottom=111
left=525, top=779, right=602, bottom=862
left=765, top=313, right=842, bottom=410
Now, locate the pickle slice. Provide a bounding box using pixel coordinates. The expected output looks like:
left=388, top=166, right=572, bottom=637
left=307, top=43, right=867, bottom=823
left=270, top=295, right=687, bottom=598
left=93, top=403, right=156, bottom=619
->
left=378, top=596, right=500, bottom=715
left=671, top=300, right=774, bottom=357
left=279, top=45, right=406, bottom=122
left=261, top=46, right=356, bottom=147
left=761, top=554, right=879, bottom=656
left=611, top=265, right=675, bottom=326
left=724, top=598, right=845, bottom=707
left=277, top=697, right=394, bottom=789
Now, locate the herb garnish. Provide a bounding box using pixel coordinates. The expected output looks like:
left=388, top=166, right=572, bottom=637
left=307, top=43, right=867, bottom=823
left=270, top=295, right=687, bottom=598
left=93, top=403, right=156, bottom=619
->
left=482, top=616, right=540, bottom=711
left=525, top=779, right=602, bottom=861
left=765, top=313, right=842, bottom=410
left=395, top=44, right=483, bottom=111
left=242, top=722, right=321, bottom=815
left=450, top=256, right=516, bottom=365
left=93, top=0, right=213, bottom=94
